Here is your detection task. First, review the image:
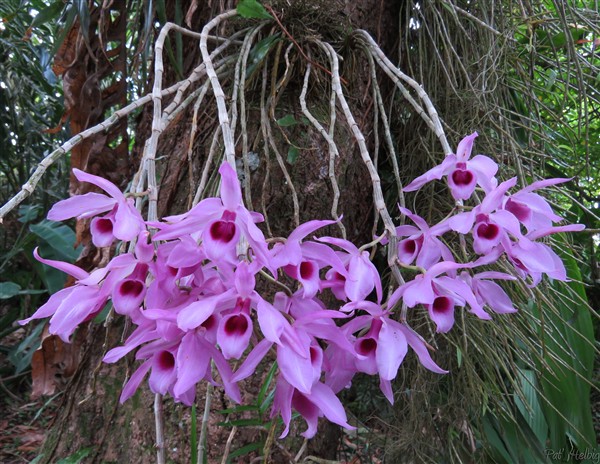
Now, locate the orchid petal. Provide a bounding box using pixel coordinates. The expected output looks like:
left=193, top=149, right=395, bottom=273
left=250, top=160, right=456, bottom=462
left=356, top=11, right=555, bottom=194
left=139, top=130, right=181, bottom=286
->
left=47, top=192, right=116, bottom=221
left=376, top=319, right=408, bottom=380
left=73, top=168, right=125, bottom=200
left=218, top=162, right=242, bottom=211
left=174, top=332, right=210, bottom=396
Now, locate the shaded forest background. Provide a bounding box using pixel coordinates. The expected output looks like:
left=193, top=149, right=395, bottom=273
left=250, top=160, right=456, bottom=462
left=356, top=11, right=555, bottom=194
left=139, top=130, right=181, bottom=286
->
left=0, top=0, right=599, bottom=462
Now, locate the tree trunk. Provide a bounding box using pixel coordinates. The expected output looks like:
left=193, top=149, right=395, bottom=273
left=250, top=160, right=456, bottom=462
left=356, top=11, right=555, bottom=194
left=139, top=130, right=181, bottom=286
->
left=38, top=1, right=403, bottom=462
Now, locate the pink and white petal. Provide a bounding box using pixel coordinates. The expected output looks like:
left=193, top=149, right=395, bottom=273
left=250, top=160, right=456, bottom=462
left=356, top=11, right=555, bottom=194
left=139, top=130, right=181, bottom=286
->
left=120, top=360, right=152, bottom=403
left=521, top=177, right=570, bottom=194
left=234, top=262, right=256, bottom=298
left=416, top=236, right=443, bottom=270
left=166, top=236, right=203, bottom=268
left=149, top=350, right=177, bottom=395
left=231, top=339, right=273, bottom=383
left=47, top=192, right=116, bottom=221
left=344, top=254, right=376, bottom=302
left=394, top=224, right=420, bottom=237
left=174, top=332, right=210, bottom=396
left=73, top=168, right=126, bottom=200
left=135, top=230, right=155, bottom=263
left=217, top=313, right=253, bottom=360
left=398, top=325, right=448, bottom=374
left=218, top=162, right=242, bottom=211
left=103, top=328, right=158, bottom=363
left=19, top=287, right=75, bottom=325
left=293, top=392, right=320, bottom=439
left=278, top=343, right=315, bottom=394
left=402, top=276, right=435, bottom=307
left=376, top=319, right=408, bottom=380
left=113, top=201, right=144, bottom=242
left=256, top=298, right=289, bottom=345
left=427, top=297, right=455, bottom=333
left=455, top=132, right=478, bottom=161
left=480, top=177, right=518, bottom=213
left=447, top=210, right=476, bottom=234
left=272, top=376, right=294, bottom=438
left=448, top=169, right=477, bottom=200
left=403, top=155, right=457, bottom=192
left=435, top=276, right=491, bottom=320
left=177, top=290, right=235, bottom=331
left=289, top=219, right=337, bottom=244
left=490, top=210, right=523, bottom=238
left=527, top=224, right=586, bottom=241
left=202, top=219, right=239, bottom=264
left=475, top=271, right=516, bottom=281
left=33, top=248, right=88, bottom=281
left=112, top=279, right=146, bottom=315
left=468, top=155, right=499, bottom=191
left=476, top=280, right=516, bottom=314
left=379, top=378, right=394, bottom=404
left=91, top=216, right=116, bottom=247
left=308, top=382, right=354, bottom=430
left=399, top=207, right=430, bottom=231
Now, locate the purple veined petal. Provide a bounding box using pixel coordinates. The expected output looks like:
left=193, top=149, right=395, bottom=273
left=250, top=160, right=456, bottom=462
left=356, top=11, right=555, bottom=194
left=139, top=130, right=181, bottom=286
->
left=177, top=290, right=236, bottom=331
left=307, top=381, right=354, bottom=431
left=403, top=155, right=457, bottom=192
left=120, top=360, right=152, bottom=403
left=91, top=214, right=117, bottom=248
left=162, top=197, right=223, bottom=223
left=273, top=376, right=294, bottom=438
left=149, top=350, right=177, bottom=395
left=73, top=168, right=125, bottom=200
left=153, top=199, right=223, bottom=241
left=394, top=224, right=420, bottom=238
left=521, top=177, right=570, bottom=194
left=33, top=247, right=88, bottom=281
left=19, top=287, right=75, bottom=326
left=345, top=253, right=378, bottom=302
left=112, top=279, right=146, bottom=315
left=448, top=210, right=476, bottom=234
left=376, top=319, right=408, bottom=380
left=399, top=207, right=430, bottom=231
left=398, top=236, right=422, bottom=265
left=300, top=319, right=355, bottom=355
left=510, top=239, right=554, bottom=273
left=379, top=378, right=394, bottom=404
left=317, top=235, right=359, bottom=254
left=175, top=385, right=197, bottom=406
left=135, top=230, right=155, bottom=263
left=271, top=241, right=302, bottom=268
left=448, top=168, right=478, bottom=200
left=476, top=280, right=516, bottom=314
left=217, top=312, right=253, bottom=360
left=426, top=296, right=455, bottom=333
left=398, top=324, right=448, bottom=374
left=173, top=332, right=211, bottom=396
left=504, top=197, right=532, bottom=225
left=300, top=241, right=348, bottom=276
left=480, top=177, right=518, bottom=213
left=527, top=224, right=586, bottom=241
left=231, top=339, right=273, bottom=383
left=47, top=192, right=116, bottom=221
left=545, top=244, right=568, bottom=281
left=218, top=162, right=242, bottom=211
left=455, top=132, right=478, bottom=161
left=113, top=200, right=144, bottom=242
left=416, top=236, right=443, bottom=270
left=468, top=155, right=499, bottom=192
left=166, top=236, right=202, bottom=269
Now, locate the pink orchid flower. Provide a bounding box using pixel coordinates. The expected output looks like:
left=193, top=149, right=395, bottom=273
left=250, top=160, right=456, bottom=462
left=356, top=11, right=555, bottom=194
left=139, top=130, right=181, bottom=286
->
left=404, top=132, right=498, bottom=200
left=48, top=168, right=145, bottom=246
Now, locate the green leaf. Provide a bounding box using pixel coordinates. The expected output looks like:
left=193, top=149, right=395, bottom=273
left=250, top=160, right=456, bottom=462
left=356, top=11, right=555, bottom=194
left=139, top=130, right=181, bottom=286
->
left=276, top=115, right=298, bottom=127
left=287, top=146, right=300, bottom=164
left=219, top=404, right=259, bottom=414
left=0, top=281, right=21, bottom=299
left=236, top=0, right=273, bottom=20
left=227, top=442, right=262, bottom=462
left=31, top=1, right=65, bottom=28
left=55, top=447, right=93, bottom=464
left=217, top=418, right=265, bottom=427
left=29, top=220, right=79, bottom=262
left=18, top=204, right=42, bottom=223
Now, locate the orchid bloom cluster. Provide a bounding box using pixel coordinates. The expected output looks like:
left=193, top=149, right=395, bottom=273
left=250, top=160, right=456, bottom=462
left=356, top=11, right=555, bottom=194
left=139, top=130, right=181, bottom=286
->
left=20, top=133, right=583, bottom=438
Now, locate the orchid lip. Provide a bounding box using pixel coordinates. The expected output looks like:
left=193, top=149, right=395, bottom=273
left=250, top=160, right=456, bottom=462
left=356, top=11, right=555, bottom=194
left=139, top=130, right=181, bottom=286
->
left=451, top=169, right=475, bottom=186
left=157, top=351, right=175, bottom=370
left=299, top=261, right=315, bottom=280
left=476, top=223, right=500, bottom=240
left=432, top=296, right=452, bottom=314
left=224, top=314, right=249, bottom=336
left=356, top=338, right=377, bottom=356
left=209, top=220, right=236, bottom=243
left=505, top=198, right=531, bottom=222
left=118, top=280, right=144, bottom=298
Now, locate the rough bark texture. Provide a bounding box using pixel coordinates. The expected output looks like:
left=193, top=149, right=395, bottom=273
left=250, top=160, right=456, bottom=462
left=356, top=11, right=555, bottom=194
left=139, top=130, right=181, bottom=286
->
left=37, top=1, right=403, bottom=462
